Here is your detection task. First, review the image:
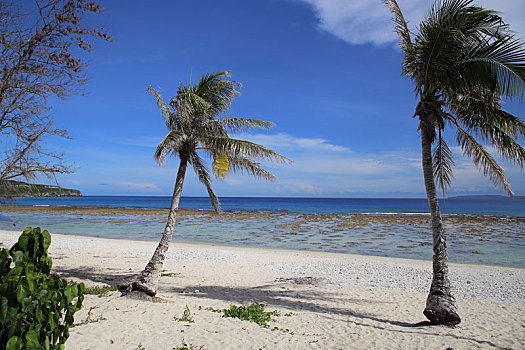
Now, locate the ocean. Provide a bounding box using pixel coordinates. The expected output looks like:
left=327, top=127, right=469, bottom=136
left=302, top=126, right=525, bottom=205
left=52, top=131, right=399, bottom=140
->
left=1, top=196, right=524, bottom=268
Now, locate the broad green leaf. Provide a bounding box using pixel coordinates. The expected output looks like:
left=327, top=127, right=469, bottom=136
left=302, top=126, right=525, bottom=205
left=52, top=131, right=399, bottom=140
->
left=41, top=230, right=51, bottom=252
left=16, top=283, right=28, bottom=303
left=6, top=336, right=22, bottom=350
left=25, top=329, right=40, bottom=349
left=17, top=231, right=30, bottom=251
left=0, top=297, right=8, bottom=324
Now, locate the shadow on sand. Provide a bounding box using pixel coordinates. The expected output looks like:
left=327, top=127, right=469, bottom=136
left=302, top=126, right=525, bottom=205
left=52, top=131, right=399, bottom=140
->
left=165, top=282, right=503, bottom=348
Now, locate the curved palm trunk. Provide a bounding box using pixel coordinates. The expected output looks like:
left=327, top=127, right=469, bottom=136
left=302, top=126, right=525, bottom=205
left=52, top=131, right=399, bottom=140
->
left=420, top=124, right=461, bottom=325
left=132, top=157, right=188, bottom=296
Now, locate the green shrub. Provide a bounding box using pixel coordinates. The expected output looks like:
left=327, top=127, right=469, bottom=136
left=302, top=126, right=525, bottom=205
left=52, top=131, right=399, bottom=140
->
left=0, top=227, right=84, bottom=349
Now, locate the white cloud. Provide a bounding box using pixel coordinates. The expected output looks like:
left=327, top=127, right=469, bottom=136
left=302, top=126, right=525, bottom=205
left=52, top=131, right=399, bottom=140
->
left=273, top=181, right=324, bottom=195
left=296, top=0, right=525, bottom=46
left=243, top=133, right=350, bottom=152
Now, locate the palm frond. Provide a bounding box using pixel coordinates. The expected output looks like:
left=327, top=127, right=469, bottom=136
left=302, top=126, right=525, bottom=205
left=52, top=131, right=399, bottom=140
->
left=193, top=71, right=241, bottom=118
left=447, top=93, right=525, bottom=168
left=447, top=89, right=525, bottom=139
left=382, top=0, right=413, bottom=52
left=212, top=153, right=229, bottom=179
left=461, top=36, right=525, bottom=99
left=148, top=87, right=177, bottom=129
left=154, top=131, right=184, bottom=165
left=206, top=118, right=275, bottom=134
left=201, top=137, right=290, bottom=164
left=189, top=152, right=220, bottom=212
left=432, top=132, right=455, bottom=194
left=455, top=123, right=513, bottom=196
left=227, top=156, right=277, bottom=182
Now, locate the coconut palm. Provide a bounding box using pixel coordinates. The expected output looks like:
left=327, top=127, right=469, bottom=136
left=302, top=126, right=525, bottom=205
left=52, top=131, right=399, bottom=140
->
left=384, top=0, right=525, bottom=325
left=132, top=71, right=289, bottom=296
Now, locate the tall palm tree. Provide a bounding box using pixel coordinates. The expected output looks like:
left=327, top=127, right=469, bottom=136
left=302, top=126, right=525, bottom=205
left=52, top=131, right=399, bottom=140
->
left=384, top=0, right=525, bottom=325
left=132, top=71, right=289, bottom=296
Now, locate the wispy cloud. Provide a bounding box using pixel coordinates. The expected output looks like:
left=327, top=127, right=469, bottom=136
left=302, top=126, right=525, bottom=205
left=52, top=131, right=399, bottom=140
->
left=244, top=132, right=350, bottom=152
left=115, top=181, right=160, bottom=192
left=295, top=0, right=525, bottom=46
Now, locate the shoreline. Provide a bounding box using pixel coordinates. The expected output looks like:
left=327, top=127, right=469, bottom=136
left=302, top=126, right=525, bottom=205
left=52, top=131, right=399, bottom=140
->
left=1, top=229, right=523, bottom=349
left=1, top=227, right=524, bottom=271
left=1, top=229, right=523, bottom=301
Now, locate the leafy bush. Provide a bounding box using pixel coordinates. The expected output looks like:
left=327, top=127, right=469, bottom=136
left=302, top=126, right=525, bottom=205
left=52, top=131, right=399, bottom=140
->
left=0, top=227, right=84, bottom=349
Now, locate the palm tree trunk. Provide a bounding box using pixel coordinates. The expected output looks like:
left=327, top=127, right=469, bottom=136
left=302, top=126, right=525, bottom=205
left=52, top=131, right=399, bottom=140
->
left=132, top=156, right=188, bottom=296
left=420, top=123, right=461, bottom=325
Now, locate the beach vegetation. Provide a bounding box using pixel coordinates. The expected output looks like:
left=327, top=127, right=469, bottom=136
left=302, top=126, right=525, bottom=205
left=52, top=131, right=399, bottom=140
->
left=132, top=71, right=289, bottom=296
left=83, top=284, right=118, bottom=296
left=0, top=227, right=84, bottom=349
left=173, top=339, right=204, bottom=350
left=205, top=303, right=293, bottom=333
left=384, top=0, right=525, bottom=325
left=0, top=1, right=110, bottom=194
left=160, top=269, right=179, bottom=277
left=174, top=305, right=194, bottom=323
left=71, top=307, right=107, bottom=327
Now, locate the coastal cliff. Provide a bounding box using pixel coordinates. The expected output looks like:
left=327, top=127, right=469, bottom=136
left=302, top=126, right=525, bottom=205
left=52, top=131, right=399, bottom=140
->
left=0, top=180, right=82, bottom=197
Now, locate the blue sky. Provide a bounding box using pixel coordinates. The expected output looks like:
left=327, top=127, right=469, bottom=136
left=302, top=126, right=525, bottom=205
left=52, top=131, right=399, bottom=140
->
left=39, top=0, right=525, bottom=197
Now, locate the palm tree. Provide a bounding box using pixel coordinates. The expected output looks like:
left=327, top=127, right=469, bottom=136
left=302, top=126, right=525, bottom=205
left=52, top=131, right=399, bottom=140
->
left=132, top=71, right=289, bottom=296
left=384, top=0, right=525, bottom=325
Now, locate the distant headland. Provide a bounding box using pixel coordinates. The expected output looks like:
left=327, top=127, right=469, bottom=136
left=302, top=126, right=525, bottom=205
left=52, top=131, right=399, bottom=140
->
left=0, top=180, right=82, bottom=197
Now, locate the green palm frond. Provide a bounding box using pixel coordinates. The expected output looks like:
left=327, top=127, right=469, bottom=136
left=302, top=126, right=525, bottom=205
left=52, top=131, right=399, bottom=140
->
left=202, top=137, right=290, bottom=164
left=227, top=156, right=277, bottom=182
left=189, top=152, right=220, bottom=212
left=154, top=131, right=185, bottom=166
left=432, top=133, right=455, bottom=194
left=447, top=90, right=525, bottom=139
left=193, top=71, right=241, bottom=118
left=455, top=123, right=513, bottom=196
left=461, top=37, right=525, bottom=98
left=206, top=118, right=275, bottom=133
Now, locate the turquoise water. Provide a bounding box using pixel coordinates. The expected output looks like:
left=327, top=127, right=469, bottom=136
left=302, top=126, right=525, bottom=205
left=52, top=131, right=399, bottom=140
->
left=1, top=196, right=524, bottom=268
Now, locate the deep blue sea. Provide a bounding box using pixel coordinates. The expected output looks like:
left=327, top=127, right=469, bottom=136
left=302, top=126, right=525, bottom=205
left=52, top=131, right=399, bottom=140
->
left=5, top=195, right=525, bottom=216
left=1, top=196, right=524, bottom=268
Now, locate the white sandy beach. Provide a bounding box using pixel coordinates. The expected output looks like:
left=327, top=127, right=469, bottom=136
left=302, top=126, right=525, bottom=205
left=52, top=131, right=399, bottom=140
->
left=1, top=229, right=524, bottom=349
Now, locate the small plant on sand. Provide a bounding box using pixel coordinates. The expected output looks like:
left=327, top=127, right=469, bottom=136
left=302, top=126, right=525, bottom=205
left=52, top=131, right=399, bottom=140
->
left=205, top=303, right=293, bottom=333
left=71, top=307, right=107, bottom=327
left=174, top=338, right=203, bottom=350
left=174, top=305, right=194, bottom=323
left=160, top=270, right=179, bottom=277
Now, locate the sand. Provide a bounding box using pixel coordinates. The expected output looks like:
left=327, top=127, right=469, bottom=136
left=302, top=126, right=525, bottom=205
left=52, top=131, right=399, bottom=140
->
left=1, top=229, right=523, bottom=349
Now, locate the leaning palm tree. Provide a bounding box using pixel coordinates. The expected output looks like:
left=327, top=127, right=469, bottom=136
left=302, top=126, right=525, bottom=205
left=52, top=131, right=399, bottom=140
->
left=132, top=71, right=289, bottom=296
left=384, top=0, right=525, bottom=325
